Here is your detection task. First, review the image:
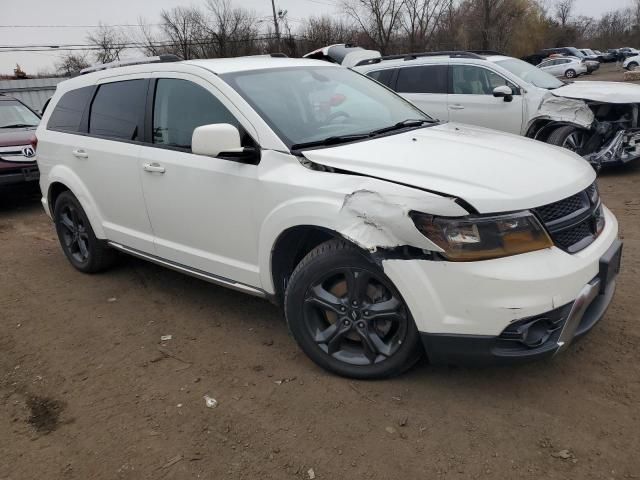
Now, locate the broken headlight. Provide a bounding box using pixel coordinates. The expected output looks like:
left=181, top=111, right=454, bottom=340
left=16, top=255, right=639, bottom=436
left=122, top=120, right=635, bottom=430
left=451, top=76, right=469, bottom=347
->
left=411, top=211, right=553, bottom=261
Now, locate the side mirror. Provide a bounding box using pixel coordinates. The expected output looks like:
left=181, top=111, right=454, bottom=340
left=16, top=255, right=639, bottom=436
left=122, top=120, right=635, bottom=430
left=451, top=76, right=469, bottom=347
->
left=493, top=85, right=513, bottom=102
left=192, top=123, right=243, bottom=158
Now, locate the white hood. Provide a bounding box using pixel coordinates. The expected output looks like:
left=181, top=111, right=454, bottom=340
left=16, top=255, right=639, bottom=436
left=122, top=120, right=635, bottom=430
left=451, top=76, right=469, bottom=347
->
left=302, top=123, right=596, bottom=213
left=553, top=81, right=640, bottom=104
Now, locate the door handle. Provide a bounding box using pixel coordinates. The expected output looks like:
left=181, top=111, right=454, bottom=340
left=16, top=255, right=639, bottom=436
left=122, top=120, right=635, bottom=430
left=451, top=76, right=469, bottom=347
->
left=72, top=149, right=88, bottom=159
left=449, top=104, right=465, bottom=110
left=143, top=162, right=166, bottom=174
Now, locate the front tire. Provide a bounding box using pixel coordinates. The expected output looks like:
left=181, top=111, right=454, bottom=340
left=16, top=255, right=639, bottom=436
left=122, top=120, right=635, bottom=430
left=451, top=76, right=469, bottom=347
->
left=284, top=239, right=423, bottom=379
left=565, top=69, right=576, bottom=79
left=547, top=125, right=589, bottom=154
left=53, top=191, right=116, bottom=273
left=628, top=62, right=638, bottom=71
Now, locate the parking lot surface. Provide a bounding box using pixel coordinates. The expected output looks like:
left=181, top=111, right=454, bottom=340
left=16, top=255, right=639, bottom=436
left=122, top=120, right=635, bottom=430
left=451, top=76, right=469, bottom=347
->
left=1, top=66, right=639, bottom=479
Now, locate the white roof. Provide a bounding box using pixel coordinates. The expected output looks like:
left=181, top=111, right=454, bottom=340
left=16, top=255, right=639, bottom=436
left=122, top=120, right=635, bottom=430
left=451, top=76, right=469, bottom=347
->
left=185, top=56, right=335, bottom=74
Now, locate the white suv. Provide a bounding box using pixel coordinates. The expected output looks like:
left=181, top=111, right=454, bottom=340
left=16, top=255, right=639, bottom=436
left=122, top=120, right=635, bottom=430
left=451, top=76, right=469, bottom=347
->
left=330, top=48, right=640, bottom=167
left=36, top=55, right=622, bottom=378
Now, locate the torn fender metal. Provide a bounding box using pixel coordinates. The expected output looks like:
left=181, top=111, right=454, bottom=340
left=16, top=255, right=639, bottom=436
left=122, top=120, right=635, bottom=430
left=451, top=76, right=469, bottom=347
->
left=335, top=186, right=467, bottom=252
left=535, top=95, right=595, bottom=129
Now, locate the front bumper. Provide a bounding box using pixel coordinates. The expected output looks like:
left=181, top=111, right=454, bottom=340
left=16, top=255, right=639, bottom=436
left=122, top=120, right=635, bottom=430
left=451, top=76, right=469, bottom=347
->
left=381, top=207, right=621, bottom=366
left=0, top=161, right=39, bottom=186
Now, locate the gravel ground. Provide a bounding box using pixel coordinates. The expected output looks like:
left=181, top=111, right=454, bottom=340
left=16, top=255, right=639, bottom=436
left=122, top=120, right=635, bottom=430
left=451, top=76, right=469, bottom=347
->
left=1, top=71, right=640, bottom=479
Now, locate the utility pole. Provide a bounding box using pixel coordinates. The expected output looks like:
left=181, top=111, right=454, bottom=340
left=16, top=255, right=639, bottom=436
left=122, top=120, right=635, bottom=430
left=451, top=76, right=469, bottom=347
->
left=270, top=0, right=281, bottom=51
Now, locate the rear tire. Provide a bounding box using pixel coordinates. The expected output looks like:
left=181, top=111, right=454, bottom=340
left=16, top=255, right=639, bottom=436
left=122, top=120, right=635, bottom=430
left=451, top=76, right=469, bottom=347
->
left=565, top=69, right=576, bottom=79
left=284, top=239, right=423, bottom=379
left=53, top=191, right=116, bottom=273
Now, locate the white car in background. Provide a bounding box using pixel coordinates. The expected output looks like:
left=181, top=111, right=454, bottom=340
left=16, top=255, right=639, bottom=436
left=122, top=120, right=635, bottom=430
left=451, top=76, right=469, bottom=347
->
left=623, top=54, right=640, bottom=70
left=36, top=54, right=621, bottom=378
left=305, top=45, right=640, bottom=167
left=537, top=56, right=587, bottom=79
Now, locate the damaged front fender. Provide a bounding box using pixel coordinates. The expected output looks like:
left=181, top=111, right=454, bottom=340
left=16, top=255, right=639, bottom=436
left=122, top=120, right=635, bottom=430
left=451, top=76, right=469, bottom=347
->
left=534, top=95, right=595, bottom=129
left=336, top=186, right=468, bottom=252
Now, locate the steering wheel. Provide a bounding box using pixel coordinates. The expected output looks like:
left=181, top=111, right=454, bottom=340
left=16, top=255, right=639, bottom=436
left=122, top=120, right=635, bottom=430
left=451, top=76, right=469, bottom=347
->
left=327, top=111, right=351, bottom=123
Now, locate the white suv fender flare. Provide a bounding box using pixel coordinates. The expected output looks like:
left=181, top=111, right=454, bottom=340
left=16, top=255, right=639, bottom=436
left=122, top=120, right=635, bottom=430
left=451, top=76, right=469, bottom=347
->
left=47, top=164, right=107, bottom=239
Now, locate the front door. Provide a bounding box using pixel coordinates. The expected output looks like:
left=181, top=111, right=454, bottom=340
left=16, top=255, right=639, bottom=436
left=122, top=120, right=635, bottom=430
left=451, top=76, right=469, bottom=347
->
left=447, top=64, right=524, bottom=135
left=138, top=75, right=261, bottom=287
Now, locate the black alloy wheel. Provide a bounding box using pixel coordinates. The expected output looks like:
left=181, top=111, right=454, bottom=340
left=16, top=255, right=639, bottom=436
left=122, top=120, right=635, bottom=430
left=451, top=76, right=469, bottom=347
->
left=53, top=191, right=116, bottom=273
left=285, top=239, right=423, bottom=379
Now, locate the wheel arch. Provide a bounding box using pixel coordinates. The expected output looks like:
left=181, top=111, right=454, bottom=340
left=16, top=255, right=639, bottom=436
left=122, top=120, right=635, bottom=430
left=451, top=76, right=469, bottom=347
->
left=525, top=118, right=590, bottom=143
left=46, top=165, right=106, bottom=239
left=270, top=225, right=343, bottom=304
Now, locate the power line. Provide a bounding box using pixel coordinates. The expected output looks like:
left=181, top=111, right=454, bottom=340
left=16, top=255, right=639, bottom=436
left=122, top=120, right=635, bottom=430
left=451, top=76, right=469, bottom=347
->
left=0, top=34, right=313, bottom=54
left=0, top=24, right=164, bottom=29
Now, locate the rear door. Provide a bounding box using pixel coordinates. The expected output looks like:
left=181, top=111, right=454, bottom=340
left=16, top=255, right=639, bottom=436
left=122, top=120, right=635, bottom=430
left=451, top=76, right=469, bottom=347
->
left=46, top=78, right=155, bottom=253
left=393, top=64, right=449, bottom=122
left=447, top=64, right=524, bottom=135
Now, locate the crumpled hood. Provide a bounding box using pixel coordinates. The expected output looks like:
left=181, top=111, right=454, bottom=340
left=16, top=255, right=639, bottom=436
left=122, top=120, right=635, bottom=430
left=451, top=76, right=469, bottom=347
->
left=552, top=81, right=640, bottom=104
left=302, top=123, right=596, bottom=213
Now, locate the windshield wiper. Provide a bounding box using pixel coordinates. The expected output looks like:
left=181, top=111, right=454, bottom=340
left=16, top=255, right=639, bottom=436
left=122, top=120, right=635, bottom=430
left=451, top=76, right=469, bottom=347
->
left=0, top=123, right=37, bottom=129
left=366, top=118, right=433, bottom=137
left=291, top=133, right=370, bottom=151
left=290, top=119, right=434, bottom=151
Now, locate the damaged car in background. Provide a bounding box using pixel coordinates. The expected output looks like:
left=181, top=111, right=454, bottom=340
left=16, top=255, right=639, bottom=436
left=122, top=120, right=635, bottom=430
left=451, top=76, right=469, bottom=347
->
left=37, top=55, right=621, bottom=378
left=306, top=44, right=640, bottom=168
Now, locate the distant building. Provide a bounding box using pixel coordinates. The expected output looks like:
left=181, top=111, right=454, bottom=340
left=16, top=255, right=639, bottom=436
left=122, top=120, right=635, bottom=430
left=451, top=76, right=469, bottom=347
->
left=0, top=77, right=69, bottom=113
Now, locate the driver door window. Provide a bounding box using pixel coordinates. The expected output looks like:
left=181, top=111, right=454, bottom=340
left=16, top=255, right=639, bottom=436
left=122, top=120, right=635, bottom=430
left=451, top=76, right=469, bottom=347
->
left=152, top=78, right=240, bottom=151
left=451, top=65, right=516, bottom=95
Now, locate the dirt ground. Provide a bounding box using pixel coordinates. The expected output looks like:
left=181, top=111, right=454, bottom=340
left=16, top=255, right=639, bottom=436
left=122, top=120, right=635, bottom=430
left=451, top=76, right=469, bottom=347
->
left=576, top=62, right=632, bottom=82
left=2, top=73, right=640, bottom=480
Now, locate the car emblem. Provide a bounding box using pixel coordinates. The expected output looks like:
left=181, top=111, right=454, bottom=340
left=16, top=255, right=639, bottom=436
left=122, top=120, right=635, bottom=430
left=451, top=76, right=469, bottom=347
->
left=350, top=311, right=358, bottom=320
left=22, top=146, right=36, bottom=158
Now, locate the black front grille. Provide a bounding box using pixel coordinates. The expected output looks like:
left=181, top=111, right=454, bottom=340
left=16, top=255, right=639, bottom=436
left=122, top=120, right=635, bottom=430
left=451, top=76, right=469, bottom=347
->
left=535, top=192, right=588, bottom=223
left=533, top=182, right=602, bottom=253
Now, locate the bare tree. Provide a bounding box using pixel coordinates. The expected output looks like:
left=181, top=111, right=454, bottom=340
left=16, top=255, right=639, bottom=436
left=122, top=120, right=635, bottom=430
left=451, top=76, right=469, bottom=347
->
left=555, top=0, right=574, bottom=28
left=401, top=0, right=448, bottom=51
left=56, top=52, right=89, bottom=76
left=159, top=6, right=205, bottom=60
left=87, top=23, right=127, bottom=63
left=341, top=0, right=405, bottom=53
left=301, top=16, right=358, bottom=47
left=203, top=0, right=259, bottom=57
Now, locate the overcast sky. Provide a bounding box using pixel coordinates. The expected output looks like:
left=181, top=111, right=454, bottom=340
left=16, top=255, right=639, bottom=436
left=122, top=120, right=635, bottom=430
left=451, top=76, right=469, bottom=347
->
left=0, top=0, right=635, bottom=75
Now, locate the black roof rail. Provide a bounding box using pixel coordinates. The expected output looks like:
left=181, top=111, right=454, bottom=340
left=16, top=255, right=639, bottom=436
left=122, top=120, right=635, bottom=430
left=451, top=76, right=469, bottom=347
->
left=355, top=50, right=486, bottom=67
left=80, top=54, right=181, bottom=75
left=269, top=53, right=288, bottom=58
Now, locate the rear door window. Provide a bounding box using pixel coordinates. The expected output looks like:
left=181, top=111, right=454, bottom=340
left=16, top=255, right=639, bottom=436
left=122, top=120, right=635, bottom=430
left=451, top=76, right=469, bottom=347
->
left=47, top=86, right=94, bottom=133
left=89, top=80, right=147, bottom=141
left=152, top=78, right=239, bottom=150
left=396, top=65, right=448, bottom=94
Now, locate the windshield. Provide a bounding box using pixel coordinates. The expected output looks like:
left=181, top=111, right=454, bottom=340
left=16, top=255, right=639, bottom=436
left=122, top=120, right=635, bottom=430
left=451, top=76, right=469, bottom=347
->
left=494, top=58, right=564, bottom=90
left=222, top=66, right=431, bottom=148
left=567, top=47, right=584, bottom=58
left=0, top=100, right=40, bottom=128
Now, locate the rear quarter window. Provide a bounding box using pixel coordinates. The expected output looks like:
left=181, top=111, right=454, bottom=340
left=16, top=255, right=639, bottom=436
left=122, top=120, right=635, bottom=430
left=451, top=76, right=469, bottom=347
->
left=367, top=69, right=396, bottom=88
left=47, top=86, right=94, bottom=133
